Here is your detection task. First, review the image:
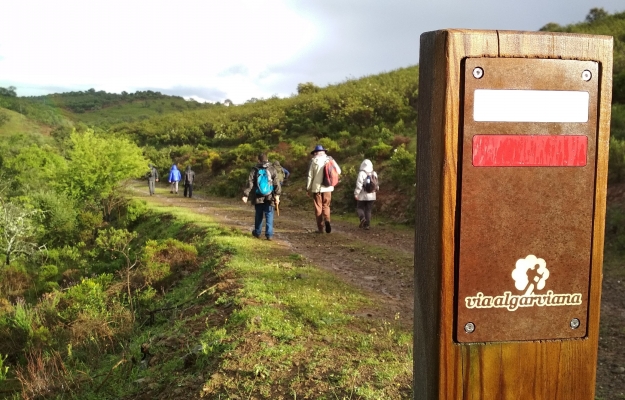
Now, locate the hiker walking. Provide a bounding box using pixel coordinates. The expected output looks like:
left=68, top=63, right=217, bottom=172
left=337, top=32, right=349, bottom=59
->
left=273, top=161, right=290, bottom=186
left=168, top=164, right=182, bottom=194
left=242, top=154, right=281, bottom=240
left=147, top=164, right=159, bottom=196
left=183, top=165, right=195, bottom=198
left=306, top=144, right=341, bottom=234
left=354, top=159, right=379, bottom=230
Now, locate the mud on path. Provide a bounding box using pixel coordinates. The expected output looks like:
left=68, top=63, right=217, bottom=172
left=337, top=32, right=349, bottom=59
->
left=134, top=187, right=415, bottom=330
left=133, top=186, right=625, bottom=397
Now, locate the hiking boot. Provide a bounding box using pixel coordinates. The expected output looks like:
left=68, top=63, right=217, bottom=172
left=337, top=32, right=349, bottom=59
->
left=359, top=218, right=366, bottom=228
left=266, top=237, right=272, bottom=241
left=364, top=222, right=370, bottom=230
left=252, top=231, right=260, bottom=239
left=325, top=221, right=332, bottom=233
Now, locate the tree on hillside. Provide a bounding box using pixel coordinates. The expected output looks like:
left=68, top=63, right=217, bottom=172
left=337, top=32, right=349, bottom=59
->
left=64, top=130, right=148, bottom=220
left=0, top=200, right=43, bottom=265
left=586, top=8, right=609, bottom=23
left=297, top=82, right=320, bottom=95
left=0, top=86, right=16, bottom=97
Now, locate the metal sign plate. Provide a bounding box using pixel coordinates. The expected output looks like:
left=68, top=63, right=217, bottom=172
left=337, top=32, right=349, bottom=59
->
left=455, top=58, right=599, bottom=343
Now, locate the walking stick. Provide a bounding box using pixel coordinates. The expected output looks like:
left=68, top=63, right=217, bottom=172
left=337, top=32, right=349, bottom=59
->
left=276, top=201, right=280, bottom=216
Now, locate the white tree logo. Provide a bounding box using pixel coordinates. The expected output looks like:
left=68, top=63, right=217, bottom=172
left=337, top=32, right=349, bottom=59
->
left=511, top=255, right=550, bottom=296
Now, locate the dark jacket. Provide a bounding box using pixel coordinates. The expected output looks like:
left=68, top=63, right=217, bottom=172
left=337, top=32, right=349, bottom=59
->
left=243, top=162, right=281, bottom=205
left=184, top=167, right=195, bottom=184
left=147, top=166, right=159, bottom=181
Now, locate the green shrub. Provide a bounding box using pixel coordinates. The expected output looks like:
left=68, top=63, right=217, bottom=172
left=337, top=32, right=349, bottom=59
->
left=36, top=265, right=60, bottom=293
left=367, top=139, right=393, bottom=160
left=141, top=239, right=198, bottom=287
left=289, top=142, right=308, bottom=159
left=318, top=137, right=340, bottom=153
left=611, top=103, right=625, bottom=141
left=60, top=274, right=113, bottom=321
left=212, top=167, right=249, bottom=197
left=388, top=144, right=416, bottom=190
left=124, top=198, right=148, bottom=223
left=30, top=190, right=78, bottom=246
left=202, top=150, right=223, bottom=173
left=609, top=136, right=625, bottom=183
left=0, top=353, right=7, bottom=382
left=606, top=205, right=625, bottom=252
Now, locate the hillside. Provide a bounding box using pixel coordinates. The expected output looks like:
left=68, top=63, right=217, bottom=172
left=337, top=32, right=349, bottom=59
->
left=0, top=8, right=624, bottom=399
left=0, top=107, right=53, bottom=137
left=110, top=66, right=420, bottom=222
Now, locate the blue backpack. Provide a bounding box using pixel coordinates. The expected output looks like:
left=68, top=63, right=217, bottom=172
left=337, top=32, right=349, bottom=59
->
left=255, top=167, right=274, bottom=196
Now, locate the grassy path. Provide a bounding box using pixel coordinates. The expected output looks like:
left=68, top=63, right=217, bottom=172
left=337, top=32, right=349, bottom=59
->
left=133, top=183, right=415, bottom=331
left=117, top=182, right=415, bottom=399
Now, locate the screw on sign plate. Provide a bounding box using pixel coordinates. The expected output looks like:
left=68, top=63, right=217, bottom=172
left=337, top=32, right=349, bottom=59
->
left=464, top=322, right=475, bottom=333
left=570, top=318, right=580, bottom=329
left=582, top=70, right=592, bottom=81
left=472, top=67, right=484, bottom=79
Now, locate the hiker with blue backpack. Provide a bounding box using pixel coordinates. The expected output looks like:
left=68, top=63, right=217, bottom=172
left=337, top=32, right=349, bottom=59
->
left=354, top=159, right=379, bottom=230
left=242, top=153, right=281, bottom=240
left=306, top=144, right=341, bottom=234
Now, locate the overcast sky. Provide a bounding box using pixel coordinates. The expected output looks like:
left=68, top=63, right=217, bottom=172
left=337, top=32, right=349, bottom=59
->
left=0, top=0, right=622, bottom=104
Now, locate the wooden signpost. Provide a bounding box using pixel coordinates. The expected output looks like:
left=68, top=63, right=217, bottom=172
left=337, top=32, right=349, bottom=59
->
left=414, top=30, right=613, bottom=399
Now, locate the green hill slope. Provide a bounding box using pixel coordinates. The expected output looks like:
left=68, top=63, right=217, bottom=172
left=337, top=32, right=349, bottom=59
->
left=0, top=106, right=53, bottom=137
left=111, top=66, right=419, bottom=221
left=29, top=89, right=218, bottom=128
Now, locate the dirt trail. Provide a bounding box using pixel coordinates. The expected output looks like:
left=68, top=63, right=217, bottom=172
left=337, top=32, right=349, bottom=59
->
left=134, top=185, right=625, bottom=397
left=136, top=187, right=415, bottom=329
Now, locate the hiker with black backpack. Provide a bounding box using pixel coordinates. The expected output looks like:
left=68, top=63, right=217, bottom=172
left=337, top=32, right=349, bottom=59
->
left=183, top=165, right=195, bottom=198
left=306, top=144, right=341, bottom=234
left=354, top=159, right=379, bottom=230
left=242, top=153, right=281, bottom=241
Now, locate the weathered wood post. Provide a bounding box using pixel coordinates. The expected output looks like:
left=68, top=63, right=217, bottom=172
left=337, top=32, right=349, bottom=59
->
left=414, top=30, right=613, bottom=400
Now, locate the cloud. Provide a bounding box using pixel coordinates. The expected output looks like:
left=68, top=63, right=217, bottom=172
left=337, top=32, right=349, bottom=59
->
left=218, top=65, right=249, bottom=77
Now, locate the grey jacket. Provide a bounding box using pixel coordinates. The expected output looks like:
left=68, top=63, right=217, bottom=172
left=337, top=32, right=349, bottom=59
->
left=243, top=162, right=282, bottom=205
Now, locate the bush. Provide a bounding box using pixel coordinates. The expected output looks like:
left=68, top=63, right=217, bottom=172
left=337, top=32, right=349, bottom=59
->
left=212, top=167, right=249, bottom=197
left=141, top=239, right=198, bottom=288
left=30, top=191, right=78, bottom=247
left=203, top=150, right=223, bottom=173
left=606, top=205, right=625, bottom=252
left=289, top=142, right=308, bottom=159
left=318, top=137, right=340, bottom=153
left=609, top=137, right=625, bottom=183
left=60, top=274, right=113, bottom=321
left=367, top=139, right=393, bottom=160
left=388, top=144, right=415, bottom=190
left=36, top=265, right=59, bottom=293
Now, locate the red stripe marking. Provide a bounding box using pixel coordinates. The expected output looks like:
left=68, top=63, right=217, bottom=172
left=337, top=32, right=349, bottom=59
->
left=472, top=135, right=588, bottom=167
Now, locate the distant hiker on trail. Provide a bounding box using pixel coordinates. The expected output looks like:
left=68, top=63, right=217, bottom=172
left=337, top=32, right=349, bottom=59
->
left=242, top=153, right=281, bottom=241
left=147, top=164, right=159, bottom=196
left=273, top=161, right=290, bottom=186
left=168, top=164, right=181, bottom=194
left=306, top=144, right=341, bottom=234
left=183, top=165, right=195, bottom=198
left=354, top=159, right=379, bottom=230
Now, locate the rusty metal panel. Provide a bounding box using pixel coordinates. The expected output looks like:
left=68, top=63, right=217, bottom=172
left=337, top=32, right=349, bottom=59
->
left=455, top=58, right=599, bottom=343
